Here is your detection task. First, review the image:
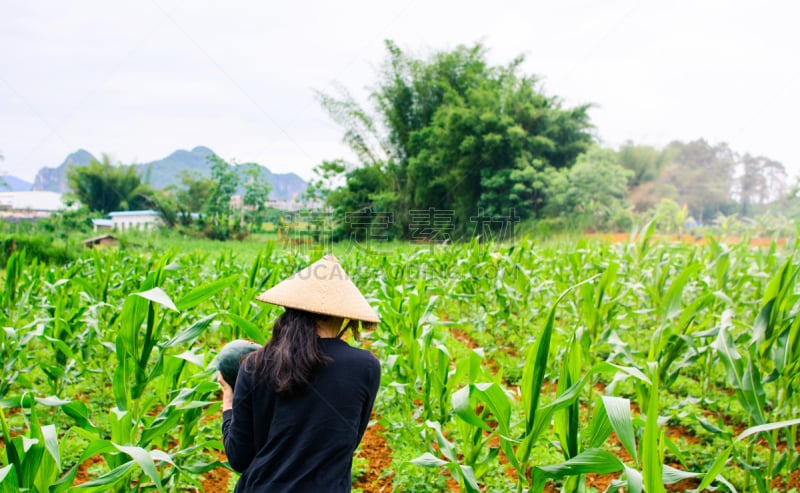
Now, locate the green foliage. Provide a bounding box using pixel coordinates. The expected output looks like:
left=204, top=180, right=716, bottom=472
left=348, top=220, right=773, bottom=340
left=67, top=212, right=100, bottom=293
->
left=626, top=140, right=791, bottom=226
left=651, top=198, right=686, bottom=234
left=738, top=153, right=788, bottom=216
left=2, top=232, right=800, bottom=492
left=303, top=160, right=346, bottom=207
left=663, top=139, right=738, bottom=221
left=66, top=155, right=153, bottom=214
left=618, top=141, right=670, bottom=188
left=176, top=170, right=215, bottom=219
left=319, top=41, right=593, bottom=238
left=39, top=205, right=94, bottom=236
left=0, top=235, right=75, bottom=268
left=240, top=163, right=271, bottom=232
left=202, top=154, right=241, bottom=240
left=544, top=147, right=633, bottom=231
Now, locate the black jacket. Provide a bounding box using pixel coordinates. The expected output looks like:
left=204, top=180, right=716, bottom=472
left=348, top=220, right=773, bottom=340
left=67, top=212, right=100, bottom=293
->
left=222, top=337, right=381, bottom=492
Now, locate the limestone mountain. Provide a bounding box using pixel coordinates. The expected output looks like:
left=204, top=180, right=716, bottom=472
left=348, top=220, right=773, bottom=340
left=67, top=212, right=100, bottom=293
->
left=30, top=146, right=307, bottom=201
left=32, top=149, right=96, bottom=193
left=1, top=175, right=34, bottom=192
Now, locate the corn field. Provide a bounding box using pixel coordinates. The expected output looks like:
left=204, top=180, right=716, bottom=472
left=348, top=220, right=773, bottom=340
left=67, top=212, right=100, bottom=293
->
left=1, top=227, right=799, bottom=492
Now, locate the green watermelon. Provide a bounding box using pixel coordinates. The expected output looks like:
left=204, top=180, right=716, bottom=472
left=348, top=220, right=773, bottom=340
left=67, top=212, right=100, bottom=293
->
left=217, top=340, right=261, bottom=389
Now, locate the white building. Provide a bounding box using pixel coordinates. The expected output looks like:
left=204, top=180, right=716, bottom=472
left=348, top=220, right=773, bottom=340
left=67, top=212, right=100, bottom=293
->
left=0, top=191, right=68, bottom=211
left=0, top=191, right=72, bottom=220
left=107, top=210, right=163, bottom=231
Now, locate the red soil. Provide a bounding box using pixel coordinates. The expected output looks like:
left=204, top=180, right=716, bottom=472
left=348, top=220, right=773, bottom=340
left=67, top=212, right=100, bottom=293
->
left=72, top=455, right=106, bottom=486
left=353, top=422, right=394, bottom=492
left=200, top=449, right=231, bottom=492
left=585, top=233, right=787, bottom=248
left=772, top=468, right=800, bottom=490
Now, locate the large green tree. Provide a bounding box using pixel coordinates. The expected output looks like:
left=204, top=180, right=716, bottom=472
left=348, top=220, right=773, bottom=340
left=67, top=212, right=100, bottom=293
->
left=203, top=154, right=240, bottom=240
left=176, top=170, right=215, bottom=216
left=318, top=41, right=593, bottom=239
left=66, top=155, right=152, bottom=214
left=240, top=163, right=272, bottom=231
left=737, top=154, right=787, bottom=215
left=662, top=139, right=737, bottom=222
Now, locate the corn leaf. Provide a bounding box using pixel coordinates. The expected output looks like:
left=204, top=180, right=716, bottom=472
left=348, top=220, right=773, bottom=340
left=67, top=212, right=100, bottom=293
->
left=134, top=287, right=178, bottom=312
left=0, top=464, right=19, bottom=493
left=226, top=312, right=266, bottom=344
left=696, top=444, right=732, bottom=491
left=587, top=396, right=612, bottom=449
left=113, top=444, right=163, bottom=493
left=642, top=363, right=664, bottom=493
left=736, top=418, right=800, bottom=441
left=533, top=447, right=624, bottom=481
left=456, top=464, right=480, bottom=493
left=624, top=465, right=643, bottom=493
left=175, top=275, right=236, bottom=311
left=411, top=452, right=447, bottom=467
left=41, top=425, right=60, bottom=470
left=71, top=461, right=137, bottom=491
left=601, top=396, right=638, bottom=466
left=662, top=463, right=701, bottom=483
left=163, top=314, right=217, bottom=348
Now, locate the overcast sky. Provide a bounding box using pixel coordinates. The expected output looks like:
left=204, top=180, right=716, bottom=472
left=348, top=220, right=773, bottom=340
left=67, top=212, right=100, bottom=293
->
left=2, top=1, right=799, bottom=183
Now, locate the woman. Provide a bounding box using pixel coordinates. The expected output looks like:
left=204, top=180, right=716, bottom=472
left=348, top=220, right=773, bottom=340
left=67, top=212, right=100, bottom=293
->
left=218, top=254, right=381, bottom=492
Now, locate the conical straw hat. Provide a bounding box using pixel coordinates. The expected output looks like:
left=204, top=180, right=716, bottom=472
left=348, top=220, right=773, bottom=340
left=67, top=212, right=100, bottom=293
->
left=256, top=254, right=380, bottom=323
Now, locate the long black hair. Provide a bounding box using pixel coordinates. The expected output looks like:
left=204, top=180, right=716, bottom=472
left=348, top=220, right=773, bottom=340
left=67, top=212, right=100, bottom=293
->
left=243, top=308, right=332, bottom=394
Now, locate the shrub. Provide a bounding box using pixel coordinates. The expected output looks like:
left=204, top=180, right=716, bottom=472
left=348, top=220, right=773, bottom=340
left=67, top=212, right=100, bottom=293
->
left=0, top=234, right=76, bottom=267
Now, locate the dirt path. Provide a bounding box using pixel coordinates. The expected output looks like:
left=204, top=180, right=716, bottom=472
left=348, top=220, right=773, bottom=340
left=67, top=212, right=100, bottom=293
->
left=353, top=422, right=394, bottom=492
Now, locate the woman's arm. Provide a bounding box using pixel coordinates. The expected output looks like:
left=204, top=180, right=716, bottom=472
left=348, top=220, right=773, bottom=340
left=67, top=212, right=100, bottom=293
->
left=220, top=368, right=257, bottom=472
left=356, top=356, right=381, bottom=444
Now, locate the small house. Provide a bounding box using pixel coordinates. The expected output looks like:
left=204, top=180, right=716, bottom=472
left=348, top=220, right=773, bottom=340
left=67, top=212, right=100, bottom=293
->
left=83, top=234, right=119, bottom=249
left=91, top=218, right=113, bottom=232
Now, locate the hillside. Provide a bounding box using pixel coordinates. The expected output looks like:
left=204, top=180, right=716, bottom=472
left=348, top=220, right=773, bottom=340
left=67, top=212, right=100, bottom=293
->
left=32, top=149, right=96, bottom=193
left=1, top=175, right=33, bottom=192
left=30, top=146, right=306, bottom=201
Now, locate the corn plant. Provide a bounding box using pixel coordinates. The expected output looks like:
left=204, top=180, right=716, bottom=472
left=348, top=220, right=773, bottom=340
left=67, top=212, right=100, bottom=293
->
left=411, top=349, right=493, bottom=492
left=696, top=417, right=800, bottom=493
left=712, top=252, right=800, bottom=491
left=531, top=387, right=713, bottom=493
left=222, top=245, right=281, bottom=343
left=0, top=397, right=68, bottom=493
left=0, top=326, right=36, bottom=398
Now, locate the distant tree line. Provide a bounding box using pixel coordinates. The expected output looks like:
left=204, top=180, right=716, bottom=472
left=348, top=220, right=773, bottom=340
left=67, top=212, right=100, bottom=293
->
left=309, top=41, right=795, bottom=239
left=58, top=41, right=797, bottom=242
left=65, top=154, right=271, bottom=240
